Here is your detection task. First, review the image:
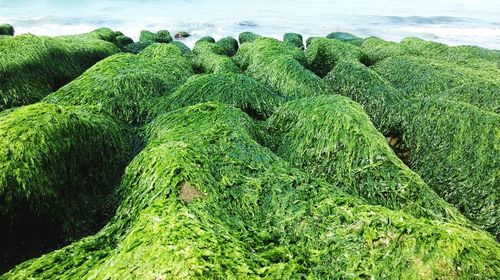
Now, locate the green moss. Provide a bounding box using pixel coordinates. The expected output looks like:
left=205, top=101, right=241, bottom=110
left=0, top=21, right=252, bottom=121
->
left=360, top=37, right=405, bottom=65
left=238, top=31, right=261, bottom=44
left=0, top=103, right=130, bottom=270
left=283, top=33, right=304, bottom=49
left=171, top=40, right=192, bottom=55
left=122, top=41, right=151, bottom=54
left=216, top=36, right=239, bottom=56
left=115, top=35, right=134, bottom=49
left=3, top=103, right=499, bottom=279
left=234, top=37, right=329, bottom=99
left=196, top=36, right=216, bottom=44
left=0, top=34, right=119, bottom=111
left=157, top=73, right=284, bottom=119
left=265, top=95, right=469, bottom=225
left=326, top=32, right=365, bottom=46
left=0, top=24, right=14, bottom=36
left=44, top=44, right=194, bottom=125
left=192, top=41, right=240, bottom=74
left=305, top=37, right=362, bottom=77
left=139, top=30, right=173, bottom=43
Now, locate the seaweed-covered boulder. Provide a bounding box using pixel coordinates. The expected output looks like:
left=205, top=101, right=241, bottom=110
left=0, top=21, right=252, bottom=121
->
left=115, top=34, right=134, bottom=49
left=0, top=103, right=130, bottom=271
left=44, top=44, right=194, bottom=125
left=139, top=30, right=172, bottom=43
left=305, top=37, right=362, bottom=77
left=122, top=41, right=151, bottom=54
left=234, top=37, right=329, bottom=99
left=170, top=40, right=192, bottom=55
left=360, top=37, right=405, bottom=66
left=0, top=34, right=119, bottom=111
left=216, top=36, right=239, bottom=56
left=192, top=41, right=240, bottom=74
left=238, top=31, right=261, bottom=44
left=174, top=31, right=191, bottom=39
left=158, top=73, right=283, bottom=118
left=3, top=103, right=499, bottom=279
left=283, top=33, right=304, bottom=49
left=326, top=32, right=365, bottom=46
left=196, top=36, right=216, bottom=44
left=0, top=24, right=14, bottom=36
left=265, top=95, right=468, bottom=225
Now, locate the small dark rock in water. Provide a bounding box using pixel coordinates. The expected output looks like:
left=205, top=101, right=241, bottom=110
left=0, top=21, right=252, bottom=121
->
left=216, top=36, right=239, bottom=56
left=238, top=32, right=261, bottom=44
left=196, top=36, right=216, bottom=44
left=0, top=24, right=14, bottom=36
left=238, top=21, right=258, bottom=27
left=283, top=33, right=304, bottom=49
left=175, top=31, right=191, bottom=39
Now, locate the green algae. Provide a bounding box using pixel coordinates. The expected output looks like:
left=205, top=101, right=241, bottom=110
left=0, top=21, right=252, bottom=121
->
left=305, top=37, right=362, bottom=77
left=0, top=103, right=130, bottom=270
left=0, top=24, right=14, bottom=36
left=3, top=103, right=499, bottom=279
left=326, top=32, right=365, bottom=46
left=192, top=41, right=241, bottom=74
left=265, top=95, right=469, bottom=225
left=239, top=31, right=261, bottom=44
left=140, top=30, right=173, bottom=43
left=197, top=36, right=216, bottom=44
left=216, top=36, right=239, bottom=56
left=0, top=34, right=119, bottom=111
left=44, top=44, right=194, bottom=125
left=234, top=37, right=329, bottom=99
left=283, top=33, right=304, bottom=49
left=157, top=73, right=284, bottom=119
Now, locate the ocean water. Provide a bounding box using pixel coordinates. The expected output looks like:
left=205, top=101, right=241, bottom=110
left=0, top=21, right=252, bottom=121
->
left=1, top=0, right=499, bottom=49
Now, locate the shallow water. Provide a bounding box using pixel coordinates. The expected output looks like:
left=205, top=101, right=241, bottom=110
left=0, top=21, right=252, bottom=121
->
left=1, top=0, right=499, bottom=49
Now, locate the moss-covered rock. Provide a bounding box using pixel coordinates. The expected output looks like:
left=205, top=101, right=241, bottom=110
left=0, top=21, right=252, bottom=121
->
left=196, top=36, right=216, bottom=44
left=115, top=35, right=134, bottom=49
left=238, top=31, right=261, bottom=44
left=44, top=44, right=194, bottom=125
left=326, top=32, right=365, bottom=46
left=283, top=33, right=304, bottom=49
left=3, top=103, right=499, bottom=279
left=158, top=73, right=283, bottom=119
left=140, top=30, right=172, bottom=43
left=192, top=41, right=240, bottom=74
left=0, top=24, right=14, bottom=36
left=122, top=41, right=151, bottom=54
left=216, top=36, right=239, bottom=56
left=0, top=103, right=130, bottom=271
left=305, top=37, right=362, bottom=77
left=360, top=37, right=405, bottom=66
left=265, top=95, right=468, bottom=225
left=0, top=34, right=119, bottom=111
left=234, top=37, right=329, bottom=99
left=170, top=40, right=192, bottom=55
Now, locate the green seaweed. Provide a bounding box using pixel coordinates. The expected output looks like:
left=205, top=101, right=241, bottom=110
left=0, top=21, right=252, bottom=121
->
left=0, top=34, right=119, bottom=111
left=0, top=103, right=130, bottom=270
left=326, top=32, right=365, bottom=46
left=157, top=73, right=284, bottom=119
left=234, top=37, right=329, bottom=99
left=192, top=41, right=241, bottom=74
left=139, top=30, right=173, bottom=43
left=305, top=37, right=362, bottom=77
left=196, top=36, right=216, bottom=44
left=0, top=24, right=14, bottom=36
left=283, top=33, right=304, bottom=49
left=239, top=31, right=261, bottom=44
left=216, top=36, right=239, bottom=56
left=3, top=103, right=499, bottom=279
left=44, top=44, right=194, bottom=125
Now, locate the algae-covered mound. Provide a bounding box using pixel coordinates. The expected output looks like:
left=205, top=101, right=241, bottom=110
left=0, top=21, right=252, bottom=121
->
left=139, top=30, right=173, bottom=43
left=234, top=37, right=329, bottom=99
left=326, top=32, right=365, bottom=46
left=399, top=97, right=500, bottom=238
left=0, top=24, right=14, bottom=36
left=44, top=43, right=194, bottom=125
left=159, top=73, right=284, bottom=118
left=305, top=37, right=362, bottom=77
left=238, top=31, right=261, bottom=44
left=0, top=34, right=119, bottom=111
left=283, top=32, right=304, bottom=49
left=192, top=41, right=241, bottom=74
left=3, top=103, right=500, bottom=279
left=0, top=103, right=129, bottom=270
left=324, top=59, right=500, bottom=238
left=216, top=36, right=239, bottom=56
left=265, top=95, right=468, bottom=225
